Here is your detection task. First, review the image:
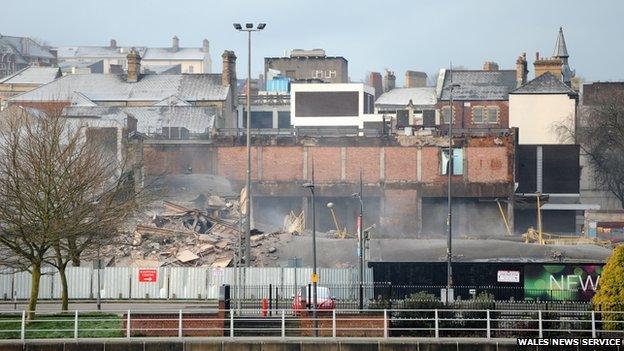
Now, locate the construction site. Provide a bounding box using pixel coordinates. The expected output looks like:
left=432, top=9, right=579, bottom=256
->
left=93, top=131, right=617, bottom=275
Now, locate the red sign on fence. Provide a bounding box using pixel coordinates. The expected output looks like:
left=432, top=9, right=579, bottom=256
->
left=138, top=269, right=157, bottom=283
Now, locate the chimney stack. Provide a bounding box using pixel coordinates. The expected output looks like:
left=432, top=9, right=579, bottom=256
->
left=222, top=50, right=237, bottom=109
left=202, top=39, right=209, bottom=53
left=483, top=61, right=499, bottom=71
left=516, top=52, right=528, bottom=87
left=126, top=48, right=141, bottom=82
left=382, top=69, right=396, bottom=93
left=367, top=72, right=383, bottom=99
left=110, top=39, right=117, bottom=49
left=404, top=70, right=427, bottom=88
left=172, top=36, right=179, bottom=52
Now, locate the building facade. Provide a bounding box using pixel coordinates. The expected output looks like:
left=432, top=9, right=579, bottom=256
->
left=265, top=49, right=348, bottom=84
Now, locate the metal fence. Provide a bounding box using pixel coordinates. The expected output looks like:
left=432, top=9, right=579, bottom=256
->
left=0, top=308, right=622, bottom=340
left=0, top=267, right=373, bottom=301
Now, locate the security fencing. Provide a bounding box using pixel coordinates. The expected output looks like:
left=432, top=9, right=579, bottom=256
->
left=0, top=308, right=622, bottom=340
left=0, top=267, right=373, bottom=301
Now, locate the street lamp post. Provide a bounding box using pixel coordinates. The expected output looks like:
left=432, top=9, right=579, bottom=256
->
left=446, top=79, right=460, bottom=304
left=352, top=171, right=364, bottom=310
left=233, top=22, right=266, bottom=267
left=302, top=180, right=318, bottom=336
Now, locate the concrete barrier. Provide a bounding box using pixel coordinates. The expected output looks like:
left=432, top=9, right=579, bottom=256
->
left=0, top=338, right=520, bottom=351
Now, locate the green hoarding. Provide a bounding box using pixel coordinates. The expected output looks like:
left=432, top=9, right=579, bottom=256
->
left=524, top=264, right=603, bottom=301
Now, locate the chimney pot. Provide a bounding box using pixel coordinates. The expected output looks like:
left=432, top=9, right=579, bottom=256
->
left=202, top=39, right=209, bottom=53
left=172, top=36, right=179, bottom=52
left=110, top=39, right=117, bottom=49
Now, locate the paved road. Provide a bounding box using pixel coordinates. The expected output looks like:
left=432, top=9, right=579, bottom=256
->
left=0, top=300, right=218, bottom=312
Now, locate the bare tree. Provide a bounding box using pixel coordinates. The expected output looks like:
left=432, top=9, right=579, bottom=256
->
left=0, top=104, right=145, bottom=314
left=576, top=91, right=624, bottom=208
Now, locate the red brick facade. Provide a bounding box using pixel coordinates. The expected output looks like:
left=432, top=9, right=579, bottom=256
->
left=436, top=100, right=509, bottom=129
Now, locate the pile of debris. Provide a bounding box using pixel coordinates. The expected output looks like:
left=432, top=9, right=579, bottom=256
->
left=126, top=201, right=241, bottom=267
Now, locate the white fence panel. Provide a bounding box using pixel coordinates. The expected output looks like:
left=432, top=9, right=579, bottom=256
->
left=130, top=267, right=168, bottom=299
left=169, top=267, right=207, bottom=299
left=53, top=267, right=93, bottom=299
left=102, top=267, right=130, bottom=299
left=0, top=271, right=14, bottom=300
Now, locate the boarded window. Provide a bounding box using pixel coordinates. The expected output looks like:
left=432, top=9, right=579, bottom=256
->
left=440, top=106, right=454, bottom=124
left=295, top=91, right=359, bottom=117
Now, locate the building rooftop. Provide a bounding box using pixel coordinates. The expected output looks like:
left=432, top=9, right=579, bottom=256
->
left=511, top=72, right=577, bottom=95
left=10, top=73, right=228, bottom=102
left=63, top=105, right=217, bottom=134
left=375, top=87, right=436, bottom=108
left=54, top=46, right=146, bottom=59
left=438, top=69, right=517, bottom=101
left=0, top=66, right=61, bottom=85
left=143, top=47, right=208, bottom=61
left=0, top=35, right=55, bottom=62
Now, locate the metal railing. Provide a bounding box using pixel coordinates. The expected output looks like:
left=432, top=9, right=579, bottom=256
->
left=1, top=308, right=623, bottom=340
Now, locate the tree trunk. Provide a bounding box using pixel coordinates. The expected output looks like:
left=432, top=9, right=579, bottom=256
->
left=59, top=265, right=69, bottom=311
left=27, top=262, right=42, bottom=320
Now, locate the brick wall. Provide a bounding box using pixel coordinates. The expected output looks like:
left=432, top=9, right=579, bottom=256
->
left=299, top=311, right=385, bottom=337
left=143, top=143, right=512, bottom=186
left=123, top=312, right=224, bottom=337
left=436, top=100, right=509, bottom=129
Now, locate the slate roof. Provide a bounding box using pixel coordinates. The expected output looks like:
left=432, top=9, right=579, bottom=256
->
left=438, top=70, right=517, bottom=101
left=511, top=72, right=577, bottom=95
left=553, top=27, right=569, bottom=58
left=10, top=73, right=228, bottom=102
left=0, top=35, right=55, bottom=61
left=0, top=66, right=61, bottom=84
left=375, top=87, right=436, bottom=108
left=63, top=106, right=216, bottom=134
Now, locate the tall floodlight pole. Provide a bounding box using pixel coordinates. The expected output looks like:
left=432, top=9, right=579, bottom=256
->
left=234, top=23, right=266, bottom=267
left=446, top=71, right=460, bottom=304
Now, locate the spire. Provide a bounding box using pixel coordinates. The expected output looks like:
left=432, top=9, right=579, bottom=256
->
left=552, top=26, right=569, bottom=58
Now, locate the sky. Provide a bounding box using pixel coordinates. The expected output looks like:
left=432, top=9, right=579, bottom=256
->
left=3, top=0, right=623, bottom=84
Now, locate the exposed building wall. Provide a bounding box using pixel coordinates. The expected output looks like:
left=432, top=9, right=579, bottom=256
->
left=140, top=136, right=514, bottom=236
left=509, top=94, right=576, bottom=144
left=264, top=57, right=348, bottom=83
left=142, top=60, right=204, bottom=74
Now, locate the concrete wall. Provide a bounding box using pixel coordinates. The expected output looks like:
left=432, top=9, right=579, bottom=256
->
left=265, top=56, right=348, bottom=83
left=509, top=94, right=576, bottom=144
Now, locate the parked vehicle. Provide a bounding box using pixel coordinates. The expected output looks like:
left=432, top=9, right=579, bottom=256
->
left=292, top=286, right=335, bottom=314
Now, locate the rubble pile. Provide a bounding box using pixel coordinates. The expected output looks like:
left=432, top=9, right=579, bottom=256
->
left=106, top=196, right=297, bottom=267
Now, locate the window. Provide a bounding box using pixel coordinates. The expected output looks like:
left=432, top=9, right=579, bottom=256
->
left=188, top=65, right=194, bottom=73
left=472, top=106, right=484, bottom=124
left=363, top=93, right=374, bottom=114
left=486, top=106, right=499, bottom=123
left=285, top=70, right=296, bottom=79
left=472, top=106, right=499, bottom=124
left=278, top=111, right=291, bottom=128
left=440, top=148, right=463, bottom=175
left=440, top=106, right=455, bottom=124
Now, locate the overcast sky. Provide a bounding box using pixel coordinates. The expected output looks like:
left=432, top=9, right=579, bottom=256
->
left=3, top=0, right=622, bottom=84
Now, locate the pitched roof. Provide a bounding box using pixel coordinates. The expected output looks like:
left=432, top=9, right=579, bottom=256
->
left=0, top=35, right=55, bottom=60
left=0, top=66, right=61, bottom=84
left=511, top=72, right=577, bottom=95
left=553, top=27, right=569, bottom=58
left=63, top=105, right=216, bottom=134
left=438, top=70, right=517, bottom=100
left=54, top=46, right=147, bottom=59
left=10, top=73, right=228, bottom=102
left=375, top=87, right=436, bottom=107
